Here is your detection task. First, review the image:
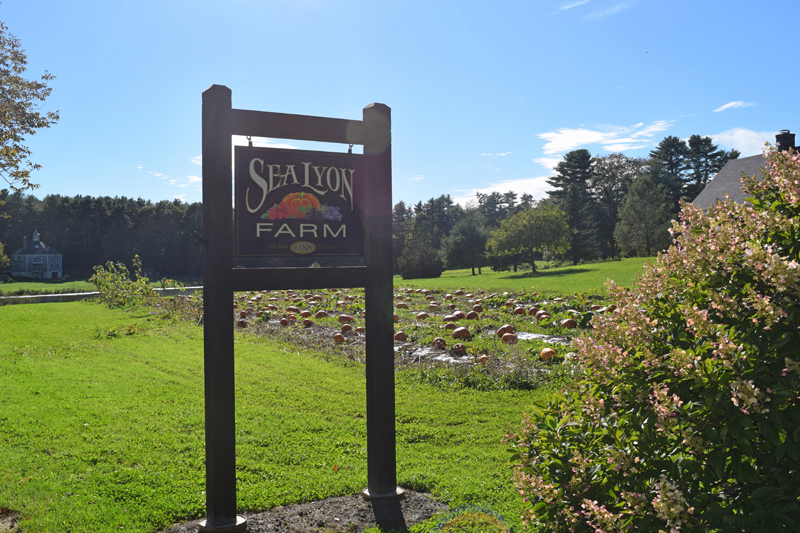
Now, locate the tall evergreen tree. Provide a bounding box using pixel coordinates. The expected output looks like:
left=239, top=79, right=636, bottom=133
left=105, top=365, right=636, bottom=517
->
left=590, top=153, right=648, bottom=258
left=684, top=135, right=740, bottom=199
left=614, top=174, right=672, bottom=257
left=411, top=194, right=462, bottom=250
left=475, top=191, right=506, bottom=229
left=547, top=149, right=596, bottom=263
left=650, top=135, right=689, bottom=184
left=391, top=200, right=413, bottom=274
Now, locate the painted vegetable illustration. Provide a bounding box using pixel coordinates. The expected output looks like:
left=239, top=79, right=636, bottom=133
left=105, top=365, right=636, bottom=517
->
left=281, top=192, right=320, bottom=219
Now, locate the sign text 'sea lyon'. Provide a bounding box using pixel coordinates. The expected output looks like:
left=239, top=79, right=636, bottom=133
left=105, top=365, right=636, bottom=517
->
left=246, top=159, right=355, bottom=214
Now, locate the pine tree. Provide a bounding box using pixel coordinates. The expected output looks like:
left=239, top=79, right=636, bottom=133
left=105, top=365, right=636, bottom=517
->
left=547, top=149, right=596, bottom=263
left=614, top=174, right=672, bottom=256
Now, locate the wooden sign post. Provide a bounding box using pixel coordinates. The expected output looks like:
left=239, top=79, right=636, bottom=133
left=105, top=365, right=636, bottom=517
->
left=200, top=85, right=398, bottom=531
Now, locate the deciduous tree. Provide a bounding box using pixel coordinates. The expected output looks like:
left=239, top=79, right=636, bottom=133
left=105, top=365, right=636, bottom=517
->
left=487, top=201, right=569, bottom=272
left=0, top=18, right=59, bottom=197
left=441, top=214, right=488, bottom=275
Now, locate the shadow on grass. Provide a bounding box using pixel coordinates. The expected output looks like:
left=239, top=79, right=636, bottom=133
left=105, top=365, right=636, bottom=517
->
left=503, top=267, right=593, bottom=280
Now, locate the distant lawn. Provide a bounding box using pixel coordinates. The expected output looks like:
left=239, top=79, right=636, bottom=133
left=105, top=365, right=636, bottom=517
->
left=0, top=275, right=202, bottom=296
left=394, top=257, right=655, bottom=295
left=0, top=276, right=97, bottom=296
left=0, top=302, right=547, bottom=533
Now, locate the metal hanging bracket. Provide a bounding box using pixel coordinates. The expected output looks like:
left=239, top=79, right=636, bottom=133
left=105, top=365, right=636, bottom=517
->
left=192, top=231, right=207, bottom=249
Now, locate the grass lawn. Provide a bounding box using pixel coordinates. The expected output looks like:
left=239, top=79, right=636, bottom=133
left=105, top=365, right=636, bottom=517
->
left=0, top=277, right=97, bottom=296
left=0, top=276, right=203, bottom=297
left=0, top=302, right=550, bottom=533
left=394, top=257, right=655, bottom=295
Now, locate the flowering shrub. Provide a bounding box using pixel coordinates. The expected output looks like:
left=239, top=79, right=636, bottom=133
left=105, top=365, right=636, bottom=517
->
left=508, top=147, right=800, bottom=532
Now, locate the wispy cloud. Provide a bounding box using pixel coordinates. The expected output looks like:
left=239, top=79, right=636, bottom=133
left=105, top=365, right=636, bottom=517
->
left=231, top=136, right=299, bottom=150
left=137, top=165, right=203, bottom=189
left=137, top=165, right=170, bottom=180
left=407, top=175, right=425, bottom=181
left=532, top=157, right=564, bottom=172
left=713, top=101, right=755, bottom=113
left=553, top=0, right=591, bottom=13
left=174, top=194, right=186, bottom=201
left=585, top=2, right=633, bottom=20
left=451, top=176, right=553, bottom=206
left=712, top=128, right=777, bottom=156
left=190, top=155, right=202, bottom=165
left=537, top=120, right=671, bottom=154
left=479, top=152, right=513, bottom=156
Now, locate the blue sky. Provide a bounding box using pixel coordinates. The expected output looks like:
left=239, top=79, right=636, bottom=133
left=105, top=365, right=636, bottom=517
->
left=4, top=0, right=798, bottom=207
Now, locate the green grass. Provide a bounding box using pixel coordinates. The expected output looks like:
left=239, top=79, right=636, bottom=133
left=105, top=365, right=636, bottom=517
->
left=0, top=275, right=202, bottom=297
left=0, top=302, right=548, bottom=532
left=0, top=277, right=97, bottom=296
left=395, top=257, right=655, bottom=295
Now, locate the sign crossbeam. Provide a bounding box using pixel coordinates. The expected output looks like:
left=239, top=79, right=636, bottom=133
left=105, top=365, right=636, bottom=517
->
left=231, top=266, right=370, bottom=292
left=229, top=108, right=367, bottom=145
left=200, top=85, right=398, bottom=532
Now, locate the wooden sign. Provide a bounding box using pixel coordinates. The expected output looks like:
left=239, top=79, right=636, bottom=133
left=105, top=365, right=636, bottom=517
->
left=235, top=147, right=363, bottom=257
left=200, top=85, right=398, bottom=532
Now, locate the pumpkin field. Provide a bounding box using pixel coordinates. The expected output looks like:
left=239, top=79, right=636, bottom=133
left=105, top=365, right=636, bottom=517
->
left=0, top=258, right=651, bottom=533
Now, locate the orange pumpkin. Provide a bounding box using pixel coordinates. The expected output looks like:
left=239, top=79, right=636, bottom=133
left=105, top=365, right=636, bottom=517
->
left=281, top=192, right=320, bottom=219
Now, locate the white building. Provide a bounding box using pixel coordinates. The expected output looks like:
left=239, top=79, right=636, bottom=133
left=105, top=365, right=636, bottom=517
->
left=10, top=229, right=63, bottom=279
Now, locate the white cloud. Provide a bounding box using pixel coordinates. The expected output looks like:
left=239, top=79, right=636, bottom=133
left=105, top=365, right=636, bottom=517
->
left=187, top=175, right=201, bottom=183
left=537, top=120, right=671, bottom=155
left=602, top=143, right=649, bottom=151
left=585, top=2, right=633, bottom=20
left=451, top=176, right=553, bottom=206
left=231, top=136, right=299, bottom=150
left=190, top=155, right=202, bottom=165
left=174, top=194, right=186, bottom=201
left=712, top=128, right=777, bottom=157
left=555, top=0, right=592, bottom=12
left=713, top=101, right=755, bottom=113
left=407, top=175, right=425, bottom=181
left=479, top=152, right=513, bottom=156
left=538, top=127, right=619, bottom=154
left=532, top=157, right=562, bottom=172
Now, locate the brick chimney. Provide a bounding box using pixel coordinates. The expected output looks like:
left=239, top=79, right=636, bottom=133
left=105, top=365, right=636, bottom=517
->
left=776, top=130, right=796, bottom=152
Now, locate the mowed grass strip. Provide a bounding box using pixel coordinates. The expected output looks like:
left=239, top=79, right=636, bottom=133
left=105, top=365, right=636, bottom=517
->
left=0, top=302, right=545, bottom=532
left=0, top=278, right=97, bottom=296
left=395, top=256, right=654, bottom=294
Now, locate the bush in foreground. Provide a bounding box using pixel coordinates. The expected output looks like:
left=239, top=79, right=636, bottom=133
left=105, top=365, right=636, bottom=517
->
left=509, top=147, right=800, bottom=532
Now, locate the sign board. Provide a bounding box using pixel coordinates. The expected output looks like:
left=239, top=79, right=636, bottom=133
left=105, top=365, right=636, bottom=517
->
left=201, top=86, right=397, bottom=532
left=235, top=147, right=363, bottom=257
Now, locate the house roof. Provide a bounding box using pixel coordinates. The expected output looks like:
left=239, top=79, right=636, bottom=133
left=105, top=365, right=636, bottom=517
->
left=692, top=154, right=766, bottom=210
left=13, top=241, right=61, bottom=256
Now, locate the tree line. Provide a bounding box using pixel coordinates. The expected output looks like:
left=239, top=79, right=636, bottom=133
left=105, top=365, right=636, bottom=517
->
left=394, top=134, right=739, bottom=278
left=0, top=191, right=203, bottom=278
left=0, top=134, right=736, bottom=280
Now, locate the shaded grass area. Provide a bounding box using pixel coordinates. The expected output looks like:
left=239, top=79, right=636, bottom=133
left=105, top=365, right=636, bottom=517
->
left=0, top=302, right=548, bottom=532
left=396, top=257, right=654, bottom=295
